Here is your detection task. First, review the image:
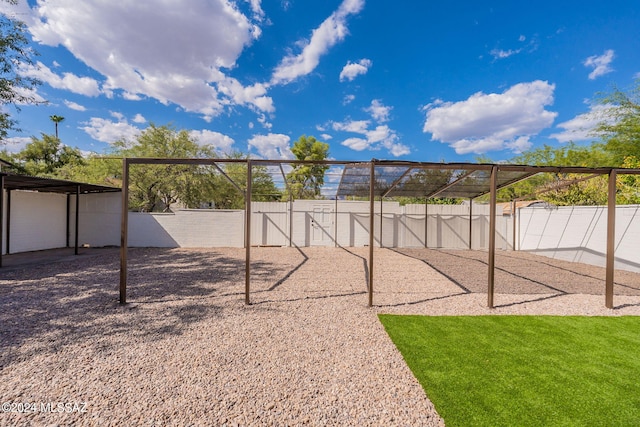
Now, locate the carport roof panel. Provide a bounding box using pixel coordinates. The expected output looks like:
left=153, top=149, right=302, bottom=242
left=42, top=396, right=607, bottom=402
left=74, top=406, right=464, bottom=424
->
left=0, top=173, right=121, bottom=194
left=336, top=163, right=536, bottom=199
left=435, top=169, right=534, bottom=199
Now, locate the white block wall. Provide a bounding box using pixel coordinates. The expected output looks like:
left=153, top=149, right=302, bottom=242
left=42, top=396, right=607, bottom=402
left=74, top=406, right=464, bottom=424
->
left=128, top=210, right=245, bottom=247
left=518, top=205, right=640, bottom=272
left=0, top=192, right=511, bottom=253
left=5, top=190, right=67, bottom=253
left=70, top=192, right=121, bottom=247
left=6, top=189, right=638, bottom=275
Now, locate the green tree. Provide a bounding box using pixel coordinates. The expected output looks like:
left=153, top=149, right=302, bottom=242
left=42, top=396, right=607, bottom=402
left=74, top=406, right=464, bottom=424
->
left=594, top=81, right=640, bottom=164
left=493, top=142, right=616, bottom=205
left=210, top=155, right=281, bottom=209
left=0, top=3, right=43, bottom=141
left=59, top=155, right=121, bottom=186
left=13, top=133, right=84, bottom=176
left=113, top=124, right=217, bottom=212
left=616, top=156, right=640, bottom=204
left=49, top=114, right=64, bottom=139
left=286, top=135, right=329, bottom=199
left=391, top=168, right=460, bottom=205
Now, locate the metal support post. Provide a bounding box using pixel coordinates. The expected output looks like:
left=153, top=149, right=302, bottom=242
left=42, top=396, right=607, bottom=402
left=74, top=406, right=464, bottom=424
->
left=119, top=158, right=129, bottom=304
left=379, top=197, right=383, bottom=248
left=605, top=170, right=616, bottom=308
left=0, top=175, right=4, bottom=267
left=245, top=160, right=252, bottom=305
left=512, top=200, right=517, bottom=251
left=424, top=198, right=428, bottom=248
left=66, top=194, right=71, bottom=248
left=469, top=198, right=473, bottom=250
left=74, top=185, right=80, bottom=255
left=334, top=197, right=338, bottom=248
left=488, top=166, right=498, bottom=308
left=368, top=161, right=375, bottom=307
left=5, top=190, right=10, bottom=254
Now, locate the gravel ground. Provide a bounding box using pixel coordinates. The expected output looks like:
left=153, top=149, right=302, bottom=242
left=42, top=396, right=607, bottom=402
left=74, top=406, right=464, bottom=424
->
left=1, top=246, right=640, bottom=426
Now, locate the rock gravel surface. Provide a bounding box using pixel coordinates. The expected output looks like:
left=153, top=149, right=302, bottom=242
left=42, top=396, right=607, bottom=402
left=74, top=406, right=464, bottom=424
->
left=1, top=246, right=639, bottom=426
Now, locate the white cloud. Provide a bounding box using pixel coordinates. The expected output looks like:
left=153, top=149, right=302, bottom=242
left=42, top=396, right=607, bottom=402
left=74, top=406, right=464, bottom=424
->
left=321, top=165, right=344, bottom=196
left=122, top=92, right=143, bottom=101
left=189, top=129, right=235, bottom=153
left=110, top=111, right=125, bottom=121
left=333, top=119, right=369, bottom=133
left=423, top=80, right=558, bottom=155
left=248, top=0, right=265, bottom=21
left=365, top=99, right=391, bottom=123
left=21, top=1, right=266, bottom=120
left=321, top=133, right=333, bottom=140
left=132, top=114, right=146, bottom=124
left=217, top=78, right=274, bottom=113
left=21, top=62, right=101, bottom=96
left=271, top=0, right=365, bottom=84
left=325, top=166, right=343, bottom=182
left=343, top=94, right=355, bottom=105
left=490, top=35, right=538, bottom=60
left=257, top=113, right=273, bottom=130
left=584, top=49, right=615, bottom=80
left=341, top=137, right=369, bottom=151
left=248, top=133, right=294, bottom=159
left=331, top=99, right=408, bottom=156
left=550, top=104, right=612, bottom=142
left=384, top=141, right=410, bottom=157
left=505, top=136, right=532, bottom=154
left=490, top=48, right=522, bottom=59
left=339, top=58, right=372, bottom=82
left=13, top=86, right=46, bottom=105
left=333, top=120, right=410, bottom=156
left=63, top=100, right=86, bottom=111
left=1, top=136, right=31, bottom=153
left=80, top=116, right=141, bottom=144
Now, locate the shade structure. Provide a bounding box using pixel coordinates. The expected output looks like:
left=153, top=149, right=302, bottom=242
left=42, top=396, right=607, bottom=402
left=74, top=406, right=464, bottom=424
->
left=116, top=157, right=640, bottom=309
left=337, top=162, right=542, bottom=200
left=0, top=172, right=121, bottom=194
left=0, top=172, right=120, bottom=268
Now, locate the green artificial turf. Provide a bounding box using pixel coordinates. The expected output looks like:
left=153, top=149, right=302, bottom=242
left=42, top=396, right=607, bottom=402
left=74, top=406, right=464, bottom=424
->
left=378, top=315, right=640, bottom=427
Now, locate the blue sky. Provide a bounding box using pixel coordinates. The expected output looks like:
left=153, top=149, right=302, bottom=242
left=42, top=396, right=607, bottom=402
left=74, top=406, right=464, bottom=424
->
left=1, top=0, right=638, bottom=163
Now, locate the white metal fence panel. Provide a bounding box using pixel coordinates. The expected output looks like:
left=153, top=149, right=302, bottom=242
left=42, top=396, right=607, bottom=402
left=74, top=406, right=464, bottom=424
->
left=251, top=201, right=289, bottom=246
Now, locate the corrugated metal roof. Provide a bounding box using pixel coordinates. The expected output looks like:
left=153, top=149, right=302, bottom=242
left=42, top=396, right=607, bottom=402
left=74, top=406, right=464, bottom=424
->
left=0, top=173, right=121, bottom=194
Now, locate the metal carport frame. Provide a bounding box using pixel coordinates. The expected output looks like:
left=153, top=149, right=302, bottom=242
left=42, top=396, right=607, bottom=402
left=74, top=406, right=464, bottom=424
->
left=0, top=172, right=120, bottom=267
left=118, top=158, right=640, bottom=309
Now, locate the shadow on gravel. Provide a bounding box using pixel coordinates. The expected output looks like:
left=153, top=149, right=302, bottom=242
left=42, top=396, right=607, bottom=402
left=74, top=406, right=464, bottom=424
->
left=394, top=248, right=640, bottom=297
left=266, top=245, right=309, bottom=291
left=375, top=291, right=470, bottom=308
left=251, top=290, right=367, bottom=306
left=0, top=248, right=295, bottom=369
